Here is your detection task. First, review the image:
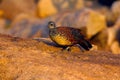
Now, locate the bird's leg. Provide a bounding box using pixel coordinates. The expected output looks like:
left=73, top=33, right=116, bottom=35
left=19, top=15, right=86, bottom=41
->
left=62, top=46, right=71, bottom=51
left=65, top=46, right=71, bottom=51
left=76, top=44, right=85, bottom=52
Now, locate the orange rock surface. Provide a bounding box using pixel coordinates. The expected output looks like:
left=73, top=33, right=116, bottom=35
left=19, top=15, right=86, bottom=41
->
left=0, top=34, right=120, bottom=80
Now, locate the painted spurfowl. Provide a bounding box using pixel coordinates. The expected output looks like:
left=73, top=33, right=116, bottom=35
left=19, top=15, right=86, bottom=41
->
left=48, top=21, right=92, bottom=51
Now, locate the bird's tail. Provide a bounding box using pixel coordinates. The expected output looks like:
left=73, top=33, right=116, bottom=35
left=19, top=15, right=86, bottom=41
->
left=79, top=40, right=92, bottom=51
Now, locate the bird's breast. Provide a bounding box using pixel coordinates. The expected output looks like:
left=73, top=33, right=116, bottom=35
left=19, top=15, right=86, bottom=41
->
left=50, top=33, right=72, bottom=46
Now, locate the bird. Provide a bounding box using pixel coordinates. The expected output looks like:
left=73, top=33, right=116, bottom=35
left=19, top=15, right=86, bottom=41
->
left=48, top=21, right=92, bottom=51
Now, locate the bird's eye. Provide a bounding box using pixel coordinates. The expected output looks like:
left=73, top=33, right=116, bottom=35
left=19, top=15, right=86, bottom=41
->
left=50, top=23, right=54, bottom=26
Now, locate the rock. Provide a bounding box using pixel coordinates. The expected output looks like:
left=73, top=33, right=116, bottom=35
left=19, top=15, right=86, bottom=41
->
left=107, top=27, right=117, bottom=46
left=72, top=0, right=84, bottom=10
left=0, top=18, right=9, bottom=34
left=0, top=34, right=120, bottom=80
left=0, top=18, right=5, bottom=27
left=115, top=16, right=120, bottom=28
left=111, top=1, right=120, bottom=17
left=37, top=0, right=57, bottom=18
left=0, top=10, right=3, bottom=17
left=53, top=0, right=84, bottom=10
left=94, top=6, right=117, bottom=27
left=8, top=14, right=49, bottom=38
left=111, top=41, right=120, bottom=54
left=37, top=0, right=84, bottom=18
left=107, top=18, right=120, bottom=54
left=106, top=12, right=117, bottom=27
left=107, top=16, right=120, bottom=46
left=0, top=0, right=37, bottom=20
left=90, top=29, right=108, bottom=50
left=116, top=28, right=120, bottom=44
left=85, top=9, right=106, bottom=38
left=84, top=0, right=94, bottom=8
left=49, top=8, right=106, bottom=39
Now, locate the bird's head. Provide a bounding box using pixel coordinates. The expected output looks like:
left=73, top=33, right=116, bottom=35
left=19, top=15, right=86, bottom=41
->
left=48, top=21, right=56, bottom=29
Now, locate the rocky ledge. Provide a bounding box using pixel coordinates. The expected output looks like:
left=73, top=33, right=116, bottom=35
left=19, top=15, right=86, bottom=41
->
left=0, top=34, right=120, bottom=80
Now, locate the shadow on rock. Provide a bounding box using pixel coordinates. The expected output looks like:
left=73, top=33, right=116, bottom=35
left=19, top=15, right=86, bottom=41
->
left=34, top=38, right=59, bottom=47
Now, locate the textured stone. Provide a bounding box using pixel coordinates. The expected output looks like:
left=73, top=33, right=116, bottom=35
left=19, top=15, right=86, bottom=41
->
left=9, top=14, right=49, bottom=38
left=90, top=29, right=108, bottom=50
left=0, top=34, right=120, bottom=80
left=52, top=0, right=84, bottom=10
left=0, top=18, right=8, bottom=34
left=111, top=41, right=120, bottom=54
left=0, top=0, right=37, bottom=20
left=86, top=9, right=106, bottom=38
left=37, top=0, right=84, bottom=18
left=37, top=0, right=57, bottom=18
left=107, top=18, right=120, bottom=54
left=111, top=1, right=120, bottom=18
left=0, top=10, right=3, bottom=17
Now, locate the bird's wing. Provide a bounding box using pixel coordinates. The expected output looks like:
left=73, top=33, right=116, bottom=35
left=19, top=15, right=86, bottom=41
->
left=71, top=28, right=85, bottom=39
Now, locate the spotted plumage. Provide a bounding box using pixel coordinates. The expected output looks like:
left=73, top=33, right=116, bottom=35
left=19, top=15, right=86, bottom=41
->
left=48, top=21, right=92, bottom=51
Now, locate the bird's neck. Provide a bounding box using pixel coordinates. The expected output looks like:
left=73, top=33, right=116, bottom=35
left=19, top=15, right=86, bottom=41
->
left=49, top=28, right=57, bottom=36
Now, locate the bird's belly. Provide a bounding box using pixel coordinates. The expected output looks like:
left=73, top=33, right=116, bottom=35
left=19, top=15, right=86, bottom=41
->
left=50, top=34, right=72, bottom=46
